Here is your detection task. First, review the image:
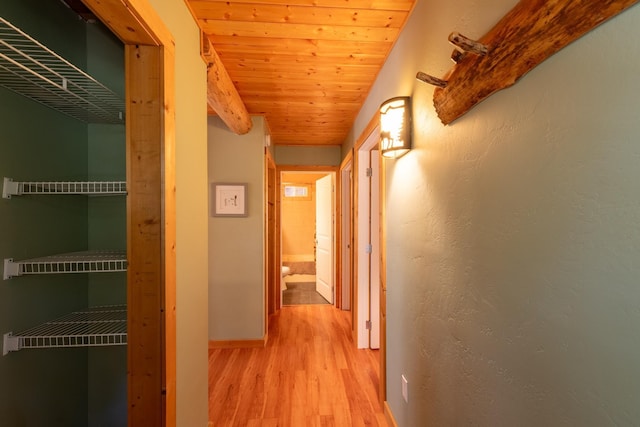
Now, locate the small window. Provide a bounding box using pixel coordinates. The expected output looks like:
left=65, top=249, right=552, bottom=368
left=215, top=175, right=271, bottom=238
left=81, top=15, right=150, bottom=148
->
left=283, top=184, right=311, bottom=200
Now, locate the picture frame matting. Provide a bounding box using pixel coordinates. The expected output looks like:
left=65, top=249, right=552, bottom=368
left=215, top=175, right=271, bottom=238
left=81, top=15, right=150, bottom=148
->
left=212, top=183, right=248, bottom=217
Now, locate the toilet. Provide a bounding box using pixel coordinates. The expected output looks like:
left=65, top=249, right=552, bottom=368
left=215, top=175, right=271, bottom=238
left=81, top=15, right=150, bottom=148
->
left=281, top=266, right=291, bottom=291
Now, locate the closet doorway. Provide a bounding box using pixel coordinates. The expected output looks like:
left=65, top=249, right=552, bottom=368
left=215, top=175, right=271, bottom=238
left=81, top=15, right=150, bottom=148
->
left=278, top=168, right=337, bottom=307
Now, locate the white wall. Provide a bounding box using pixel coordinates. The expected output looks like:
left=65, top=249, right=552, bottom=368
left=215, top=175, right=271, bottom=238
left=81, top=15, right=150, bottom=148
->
left=146, top=1, right=209, bottom=425
left=350, top=0, right=640, bottom=425
left=208, top=116, right=267, bottom=341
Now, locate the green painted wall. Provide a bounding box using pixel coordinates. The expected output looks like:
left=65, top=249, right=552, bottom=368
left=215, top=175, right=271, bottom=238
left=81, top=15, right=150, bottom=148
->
left=208, top=116, right=267, bottom=341
left=349, top=1, right=640, bottom=425
left=1, top=1, right=126, bottom=425
left=86, top=21, right=126, bottom=427
left=275, top=145, right=341, bottom=166
left=0, top=1, right=90, bottom=425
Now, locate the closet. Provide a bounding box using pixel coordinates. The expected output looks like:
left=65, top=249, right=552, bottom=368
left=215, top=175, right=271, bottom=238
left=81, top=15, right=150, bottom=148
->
left=0, top=1, right=127, bottom=425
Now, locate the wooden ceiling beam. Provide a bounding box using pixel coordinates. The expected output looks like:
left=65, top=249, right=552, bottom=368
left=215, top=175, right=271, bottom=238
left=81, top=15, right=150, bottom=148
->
left=201, top=34, right=252, bottom=134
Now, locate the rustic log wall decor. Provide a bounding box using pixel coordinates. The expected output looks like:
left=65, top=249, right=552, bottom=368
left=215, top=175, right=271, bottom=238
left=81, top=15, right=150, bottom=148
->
left=417, top=0, right=640, bottom=125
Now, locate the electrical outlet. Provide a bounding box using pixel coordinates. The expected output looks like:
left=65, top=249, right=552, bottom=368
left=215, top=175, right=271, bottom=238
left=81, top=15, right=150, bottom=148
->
left=402, top=375, right=408, bottom=403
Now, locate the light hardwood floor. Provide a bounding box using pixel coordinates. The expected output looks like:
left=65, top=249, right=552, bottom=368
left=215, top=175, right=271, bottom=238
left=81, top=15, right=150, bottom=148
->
left=209, top=305, right=388, bottom=426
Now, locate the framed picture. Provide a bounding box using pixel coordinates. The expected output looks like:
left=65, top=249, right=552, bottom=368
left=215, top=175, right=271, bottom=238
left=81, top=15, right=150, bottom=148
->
left=212, top=183, right=248, bottom=217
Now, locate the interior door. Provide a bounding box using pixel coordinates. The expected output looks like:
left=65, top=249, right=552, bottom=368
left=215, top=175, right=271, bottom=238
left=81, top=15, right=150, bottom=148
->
left=369, top=150, right=380, bottom=349
left=315, top=174, right=334, bottom=303
left=341, top=163, right=352, bottom=311
left=356, top=127, right=381, bottom=349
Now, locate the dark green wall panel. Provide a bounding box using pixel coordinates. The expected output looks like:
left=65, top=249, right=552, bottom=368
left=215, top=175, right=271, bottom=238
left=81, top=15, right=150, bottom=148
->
left=1, top=0, right=125, bottom=425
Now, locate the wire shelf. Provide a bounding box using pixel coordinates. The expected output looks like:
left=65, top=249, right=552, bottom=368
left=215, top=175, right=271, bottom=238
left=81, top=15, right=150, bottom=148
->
left=3, top=177, right=126, bottom=199
left=3, top=250, right=127, bottom=280
left=3, top=305, right=127, bottom=355
left=0, top=17, right=124, bottom=124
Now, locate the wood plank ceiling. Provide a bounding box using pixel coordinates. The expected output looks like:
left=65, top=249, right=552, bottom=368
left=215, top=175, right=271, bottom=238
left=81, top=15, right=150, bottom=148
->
left=188, top=0, right=417, bottom=146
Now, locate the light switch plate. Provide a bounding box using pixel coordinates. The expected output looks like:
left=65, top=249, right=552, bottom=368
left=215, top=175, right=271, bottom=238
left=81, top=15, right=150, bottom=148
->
left=402, top=374, right=408, bottom=403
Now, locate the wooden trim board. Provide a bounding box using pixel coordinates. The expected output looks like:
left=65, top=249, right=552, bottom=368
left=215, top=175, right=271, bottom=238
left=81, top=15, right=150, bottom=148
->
left=208, top=338, right=267, bottom=349
left=125, top=43, right=176, bottom=427
left=83, top=0, right=173, bottom=47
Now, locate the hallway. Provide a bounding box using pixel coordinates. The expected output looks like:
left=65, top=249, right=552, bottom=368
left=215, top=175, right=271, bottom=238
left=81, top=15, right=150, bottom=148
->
left=208, top=305, right=387, bottom=426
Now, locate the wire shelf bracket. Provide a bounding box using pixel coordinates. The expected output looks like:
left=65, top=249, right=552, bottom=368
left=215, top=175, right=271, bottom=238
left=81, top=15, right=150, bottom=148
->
left=3, top=258, right=19, bottom=280
left=3, top=250, right=127, bottom=280
left=3, top=177, right=126, bottom=199
left=3, top=305, right=127, bottom=355
left=0, top=17, right=124, bottom=124
left=2, top=177, right=18, bottom=199
left=3, top=332, right=19, bottom=355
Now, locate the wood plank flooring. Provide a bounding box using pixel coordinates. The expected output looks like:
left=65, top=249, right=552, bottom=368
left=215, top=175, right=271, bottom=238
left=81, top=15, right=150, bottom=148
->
left=209, top=305, right=387, bottom=426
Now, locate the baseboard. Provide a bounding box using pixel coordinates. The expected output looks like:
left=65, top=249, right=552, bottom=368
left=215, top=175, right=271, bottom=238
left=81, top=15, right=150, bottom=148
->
left=208, top=337, right=266, bottom=349
left=384, top=401, right=399, bottom=427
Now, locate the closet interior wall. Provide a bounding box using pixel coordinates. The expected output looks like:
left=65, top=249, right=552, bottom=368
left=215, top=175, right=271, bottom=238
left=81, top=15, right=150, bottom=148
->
left=0, top=0, right=126, bottom=425
left=86, top=16, right=126, bottom=427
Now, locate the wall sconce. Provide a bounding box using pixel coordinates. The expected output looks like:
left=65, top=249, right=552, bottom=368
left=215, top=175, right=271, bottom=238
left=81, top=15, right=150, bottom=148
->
left=380, top=96, right=412, bottom=159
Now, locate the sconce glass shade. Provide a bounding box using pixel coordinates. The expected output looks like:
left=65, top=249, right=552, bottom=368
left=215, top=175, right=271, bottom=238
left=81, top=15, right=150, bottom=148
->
left=380, top=96, right=411, bottom=159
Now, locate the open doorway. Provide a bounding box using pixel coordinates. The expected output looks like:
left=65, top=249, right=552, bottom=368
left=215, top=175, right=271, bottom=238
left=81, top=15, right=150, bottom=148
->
left=280, top=171, right=336, bottom=306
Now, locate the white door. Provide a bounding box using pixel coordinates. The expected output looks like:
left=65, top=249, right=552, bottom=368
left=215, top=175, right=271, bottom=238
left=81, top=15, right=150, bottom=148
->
left=341, top=163, right=352, bottom=310
left=369, top=150, right=380, bottom=349
left=315, top=174, right=334, bottom=303
left=356, top=127, right=381, bottom=349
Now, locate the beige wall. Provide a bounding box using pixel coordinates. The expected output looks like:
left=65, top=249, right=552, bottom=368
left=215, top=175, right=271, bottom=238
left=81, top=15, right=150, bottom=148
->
left=281, top=173, right=324, bottom=262
left=146, top=1, right=209, bottom=425
left=208, top=116, right=267, bottom=341
left=281, top=195, right=315, bottom=262
left=350, top=0, right=640, bottom=425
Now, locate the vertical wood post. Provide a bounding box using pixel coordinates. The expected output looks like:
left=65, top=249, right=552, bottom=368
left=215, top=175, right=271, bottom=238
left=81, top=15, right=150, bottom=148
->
left=126, top=44, right=176, bottom=427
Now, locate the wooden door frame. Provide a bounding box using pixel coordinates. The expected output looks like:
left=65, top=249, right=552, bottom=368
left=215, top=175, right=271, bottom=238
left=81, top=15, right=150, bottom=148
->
left=339, top=150, right=354, bottom=313
left=275, top=165, right=339, bottom=310
left=350, top=114, right=387, bottom=404
left=265, top=149, right=277, bottom=320
left=81, top=1, right=176, bottom=425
